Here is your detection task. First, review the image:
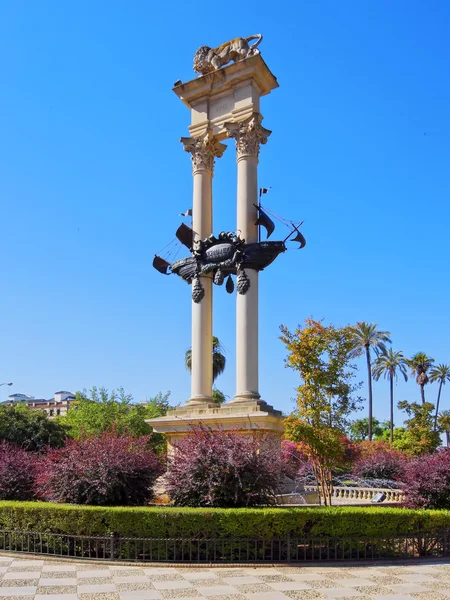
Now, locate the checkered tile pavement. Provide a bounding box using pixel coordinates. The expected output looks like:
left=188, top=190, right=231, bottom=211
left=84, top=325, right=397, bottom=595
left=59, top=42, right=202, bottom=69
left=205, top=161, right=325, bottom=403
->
left=1, top=554, right=450, bottom=600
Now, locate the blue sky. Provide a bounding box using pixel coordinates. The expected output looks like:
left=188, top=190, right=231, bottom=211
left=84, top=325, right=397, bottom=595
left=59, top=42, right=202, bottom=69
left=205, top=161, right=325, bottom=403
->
left=1, top=1, right=449, bottom=427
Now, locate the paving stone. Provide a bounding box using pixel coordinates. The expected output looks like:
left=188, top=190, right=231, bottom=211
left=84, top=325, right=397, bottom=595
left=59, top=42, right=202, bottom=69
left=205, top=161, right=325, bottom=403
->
left=119, top=591, right=163, bottom=600
left=284, top=591, right=326, bottom=599
left=112, top=570, right=147, bottom=577
left=117, top=583, right=156, bottom=592
left=160, top=590, right=204, bottom=599
left=387, top=584, right=432, bottom=594
left=77, top=583, right=118, bottom=594
left=78, top=570, right=114, bottom=579
left=244, top=592, right=290, bottom=600
left=236, top=583, right=274, bottom=593
left=196, top=586, right=241, bottom=597
left=398, top=576, right=437, bottom=583
left=152, top=581, right=195, bottom=591
left=367, top=577, right=405, bottom=585
left=270, top=582, right=314, bottom=591
left=186, top=579, right=227, bottom=588
left=287, top=574, right=331, bottom=582
left=2, top=572, right=39, bottom=581
left=320, top=589, right=363, bottom=598
left=354, top=586, right=392, bottom=595
left=7, top=566, right=42, bottom=573
left=39, top=577, right=78, bottom=586
left=36, top=585, right=78, bottom=594
left=260, top=575, right=297, bottom=583
left=79, top=594, right=121, bottom=600
left=308, top=581, right=348, bottom=590
left=40, top=569, right=76, bottom=577
left=35, top=595, right=78, bottom=600
left=0, top=579, right=39, bottom=587
left=41, top=565, right=77, bottom=573
left=182, top=573, right=218, bottom=581
left=148, top=575, right=186, bottom=582
left=411, top=594, right=450, bottom=600
left=0, top=596, right=34, bottom=600
left=371, top=595, right=416, bottom=600
left=0, top=587, right=37, bottom=597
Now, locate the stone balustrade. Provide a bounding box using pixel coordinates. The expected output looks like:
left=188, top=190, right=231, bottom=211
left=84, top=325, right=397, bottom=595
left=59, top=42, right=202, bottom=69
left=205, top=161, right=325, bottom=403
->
left=303, top=486, right=405, bottom=503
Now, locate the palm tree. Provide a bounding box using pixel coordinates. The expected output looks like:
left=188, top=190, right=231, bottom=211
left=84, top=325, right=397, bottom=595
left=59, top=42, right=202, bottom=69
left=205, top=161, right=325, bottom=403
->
left=430, top=364, right=450, bottom=430
left=185, top=336, right=226, bottom=383
left=438, top=410, right=450, bottom=447
left=351, top=322, right=391, bottom=441
left=407, top=352, right=434, bottom=405
left=372, top=348, right=408, bottom=444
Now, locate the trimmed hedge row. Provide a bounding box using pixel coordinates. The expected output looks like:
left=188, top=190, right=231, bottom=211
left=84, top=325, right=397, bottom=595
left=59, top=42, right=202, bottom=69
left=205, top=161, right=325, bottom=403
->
left=0, top=502, right=450, bottom=539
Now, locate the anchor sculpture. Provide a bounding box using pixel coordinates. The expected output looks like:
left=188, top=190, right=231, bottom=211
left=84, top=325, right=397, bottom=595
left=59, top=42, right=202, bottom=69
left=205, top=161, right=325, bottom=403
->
left=153, top=204, right=306, bottom=303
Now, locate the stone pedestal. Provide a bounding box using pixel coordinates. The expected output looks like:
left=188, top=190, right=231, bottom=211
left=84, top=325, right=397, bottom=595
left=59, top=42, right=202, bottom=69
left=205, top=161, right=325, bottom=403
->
left=146, top=400, right=284, bottom=452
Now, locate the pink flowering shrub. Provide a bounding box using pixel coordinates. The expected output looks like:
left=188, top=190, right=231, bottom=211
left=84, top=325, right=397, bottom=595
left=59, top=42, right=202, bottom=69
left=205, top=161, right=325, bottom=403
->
left=36, top=431, right=163, bottom=506
left=353, top=446, right=407, bottom=481
left=402, top=448, right=450, bottom=509
left=166, top=426, right=283, bottom=507
left=0, top=442, right=38, bottom=501
left=281, top=439, right=311, bottom=479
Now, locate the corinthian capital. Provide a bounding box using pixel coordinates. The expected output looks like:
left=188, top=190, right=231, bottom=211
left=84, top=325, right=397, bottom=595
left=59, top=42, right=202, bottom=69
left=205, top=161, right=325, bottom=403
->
left=181, top=131, right=227, bottom=174
left=224, top=114, right=271, bottom=159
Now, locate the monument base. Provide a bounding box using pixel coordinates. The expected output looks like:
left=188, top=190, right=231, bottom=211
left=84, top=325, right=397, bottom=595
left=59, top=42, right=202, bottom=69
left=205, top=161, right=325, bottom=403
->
left=146, top=400, right=284, bottom=452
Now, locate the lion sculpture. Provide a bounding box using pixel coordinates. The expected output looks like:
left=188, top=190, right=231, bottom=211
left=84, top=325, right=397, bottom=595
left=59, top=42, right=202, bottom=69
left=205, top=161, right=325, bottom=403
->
left=193, top=34, right=263, bottom=75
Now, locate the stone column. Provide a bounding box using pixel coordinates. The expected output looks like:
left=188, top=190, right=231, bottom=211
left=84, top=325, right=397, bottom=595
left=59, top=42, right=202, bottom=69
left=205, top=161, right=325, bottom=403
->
left=181, top=131, right=226, bottom=404
left=225, top=114, right=271, bottom=402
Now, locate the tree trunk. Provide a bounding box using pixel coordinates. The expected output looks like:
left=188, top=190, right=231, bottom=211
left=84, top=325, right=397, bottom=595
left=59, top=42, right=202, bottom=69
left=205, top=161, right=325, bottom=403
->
left=434, top=381, right=443, bottom=430
left=446, top=431, right=450, bottom=447
left=420, top=383, right=425, bottom=405
left=389, top=373, right=394, bottom=444
left=366, top=347, right=373, bottom=440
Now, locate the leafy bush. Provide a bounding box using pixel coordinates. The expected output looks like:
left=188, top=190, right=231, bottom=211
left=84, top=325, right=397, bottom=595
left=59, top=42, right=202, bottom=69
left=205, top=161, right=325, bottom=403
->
left=36, top=431, right=163, bottom=506
left=402, top=449, right=450, bottom=509
left=281, top=439, right=311, bottom=479
left=166, top=426, right=283, bottom=507
left=60, top=387, right=170, bottom=453
left=0, top=405, right=67, bottom=451
left=0, top=502, right=449, bottom=540
left=353, top=445, right=407, bottom=480
left=0, top=442, right=38, bottom=501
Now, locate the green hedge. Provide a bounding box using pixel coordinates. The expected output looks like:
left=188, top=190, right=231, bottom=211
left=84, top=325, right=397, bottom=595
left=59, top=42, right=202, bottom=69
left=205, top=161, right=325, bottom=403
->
left=0, top=502, right=450, bottom=539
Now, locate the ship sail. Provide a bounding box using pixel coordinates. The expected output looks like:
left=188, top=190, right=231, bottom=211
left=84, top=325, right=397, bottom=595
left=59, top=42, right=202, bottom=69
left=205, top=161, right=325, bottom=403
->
left=176, top=223, right=194, bottom=250
left=254, top=204, right=275, bottom=239
left=291, top=226, right=306, bottom=249
left=153, top=255, right=171, bottom=275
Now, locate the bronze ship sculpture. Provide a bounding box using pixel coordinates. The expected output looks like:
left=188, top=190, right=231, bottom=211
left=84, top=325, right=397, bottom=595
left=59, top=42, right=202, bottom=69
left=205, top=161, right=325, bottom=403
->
left=153, top=204, right=306, bottom=303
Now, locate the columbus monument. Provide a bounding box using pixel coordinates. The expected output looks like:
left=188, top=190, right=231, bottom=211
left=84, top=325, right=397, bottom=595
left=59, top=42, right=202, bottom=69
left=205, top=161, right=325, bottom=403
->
left=149, top=36, right=305, bottom=448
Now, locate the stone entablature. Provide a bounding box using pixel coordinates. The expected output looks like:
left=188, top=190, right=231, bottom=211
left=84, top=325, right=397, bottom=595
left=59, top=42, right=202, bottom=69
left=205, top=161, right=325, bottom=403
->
left=173, top=55, right=278, bottom=140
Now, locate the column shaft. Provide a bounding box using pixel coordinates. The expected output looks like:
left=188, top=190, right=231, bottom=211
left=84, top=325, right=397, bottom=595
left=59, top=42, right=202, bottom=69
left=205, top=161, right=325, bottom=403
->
left=181, top=132, right=226, bottom=405
left=235, top=155, right=260, bottom=400
left=190, top=169, right=213, bottom=402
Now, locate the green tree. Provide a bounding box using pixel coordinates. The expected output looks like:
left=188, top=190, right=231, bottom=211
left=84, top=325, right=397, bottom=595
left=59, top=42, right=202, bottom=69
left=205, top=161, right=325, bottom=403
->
left=407, top=352, right=434, bottom=405
left=395, top=400, right=441, bottom=455
left=350, top=322, right=391, bottom=441
left=280, top=319, right=363, bottom=504
left=372, top=348, right=408, bottom=443
left=430, top=364, right=450, bottom=430
left=0, top=404, right=67, bottom=451
left=348, top=417, right=384, bottom=441
left=60, top=387, right=171, bottom=452
left=212, top=389, right=227, bottom=404
left=185, top=336, right=226, bottom=384
left=438, top=410, right=450, bottom=447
